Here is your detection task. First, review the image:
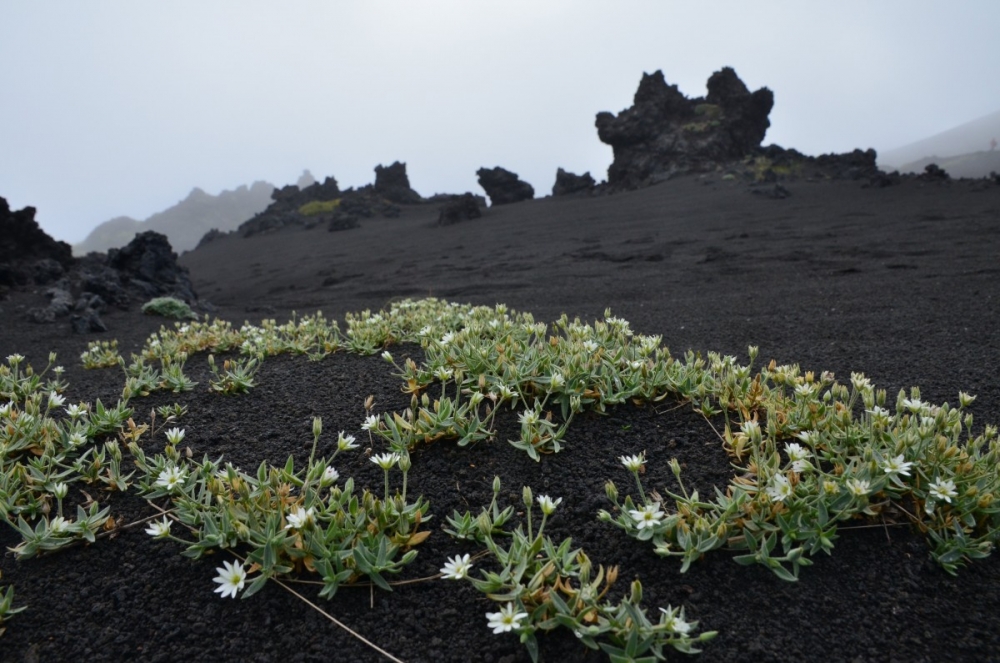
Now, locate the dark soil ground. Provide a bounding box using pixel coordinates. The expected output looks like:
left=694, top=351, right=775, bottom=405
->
left=2, top=174, right=1000, bottom=662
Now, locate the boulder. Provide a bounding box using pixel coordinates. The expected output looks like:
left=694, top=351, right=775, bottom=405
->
left=476, top=167, right=535, bottom=205
left=107, top=231, right=198, bottom=304
left=919, top=163, right=950, bottom=182
left=552, top=168, right=596, bottom=196
left=437, top=193, right=483, bottom=226
left=374, top=162, right=423, bottom=205
left=0, top=196, right=75, bottom=288
left=595, top=67, right=773, bottom=188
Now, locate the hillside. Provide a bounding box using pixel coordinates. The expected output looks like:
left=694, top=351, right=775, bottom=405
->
left=74, top=181, right=274, bottom=255
left=879, top=108, right=1000, bottom=172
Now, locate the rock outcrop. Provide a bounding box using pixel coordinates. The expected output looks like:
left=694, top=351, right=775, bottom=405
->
left=552, top=168, right=596, bottom=196
left=106, top=231, right=198, bottom=304
left=476, top=167, right=535, bottom=205
left=234, top=165, right=421, bottom=238
left=374, top=161, right=423, bottom=205
left=437, top=193, right=483, bottom=226
left=0, top=196, right=74, bottom=289
left=596, top=67, right=774, bottom=188
left=2, top=198, right=200, bottom=334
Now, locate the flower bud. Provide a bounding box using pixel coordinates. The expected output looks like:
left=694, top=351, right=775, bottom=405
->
left=605, top=481, right=619, bottom=503
left=492, top=476, right=501, bottom=494
left=522, top=485, right=533, bottom=509
left=312, top=417, right=322, bottom=440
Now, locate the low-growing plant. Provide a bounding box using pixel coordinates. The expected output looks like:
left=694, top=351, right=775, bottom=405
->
left=298, top=199, right=341, bottom=216
left=134, top=418, right=430, bottom=599
left=207, top=354, right=259, bottom=394
left=141, top=296, right=197, bottom=320
left=442, top=478, right=716, bottom=662
left=80, top=340, right=122, bottom=369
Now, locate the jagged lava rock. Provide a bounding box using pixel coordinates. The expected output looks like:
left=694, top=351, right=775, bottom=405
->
left=107, top=231, right=198, bottom=304
left=596, top=67, right=773, bottom=188
left=374, top=161, right=423, bottom=205
left=476, top=167, right=535, bottom=205
left=551, top=168, right=596, bottom=196
left=0, top=196, right=74, bottom=288
left=437, top=193, right=483, bottom=226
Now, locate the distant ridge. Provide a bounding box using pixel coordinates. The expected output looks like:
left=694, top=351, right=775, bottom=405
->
left=74, top=181, right=274, bottom=255
left=879, top=108, right=1000, bottom=173
left=897, top=150, right=1000, bottom=179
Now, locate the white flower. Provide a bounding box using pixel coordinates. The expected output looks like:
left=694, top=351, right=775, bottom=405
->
left=48, top=392, right=66, bottom=408
left=549, top=372, right=565, bottom=389
left=846, top=478, right=870, bottom=497
left=929, top=478, right=958, bottom=503
left=68, top=431, right=87, bottom=447
left=902, top=398, right=924, bottom=414
left=48, top=516, right=72, bottom=535
left=785, top=443, right=810, bottom=462
left=212, top=560, right=247, bottom=599
left=155, top=466, right=186, bottom=492
left=361, top=414, right=380, bottom=431
left=660, top=608, right=693, bottom=635
left=628, top=504, right=664, bottom=530
left=582, top=340, right=599, bottom=353
left=486, top=602, right=528, bottom=634
left=371, top=452, right=400, bottom=470
left=850, top=372, right=872, bottom=392
left=0, top=402, right=12, bottom=418
left=795, top=430, right=816, bottom=444
left=164, top=427, right=185, bottom=445
left=145, top=517, right=172, bottom=538
left=64, top=403, right=86, bottom=419
left=518, top=409, right=539, bottom=426
left=740, top=420, right=760, bottom=438
left=536, top=495, right=562, bottom=516
left=620, top=453, right=645, bottom=472
left=766, top=474, right=793, bottom=502
left=440, top=553, right=473, bottom=580
left=337, top=431, right=359, bottom=451
left=882, top=454, right=913, bottom=477
left=285, top=506, right=315, bottom=530
left=321, top=466, right=340, bottom=486
left=439, top=332, right=455, bottom=345
left=52, top=482, right=68, bottom=500
left=794, top=383, right=816, bottom=398
left=381, top=351, right=394, bottom=363
left=434, top=366, right=453, bottom=381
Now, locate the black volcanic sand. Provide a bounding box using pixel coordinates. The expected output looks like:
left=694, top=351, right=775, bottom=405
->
left=2, top=175, right=1000, bottom=662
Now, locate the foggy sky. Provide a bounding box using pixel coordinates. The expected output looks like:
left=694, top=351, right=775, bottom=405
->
left=3, top=1, right=999, bottom=244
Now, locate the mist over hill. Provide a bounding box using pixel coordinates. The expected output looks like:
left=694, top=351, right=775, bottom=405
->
left=74, top=181, right=275, bottom=255
left=879, top=108, right=1000, bottom=175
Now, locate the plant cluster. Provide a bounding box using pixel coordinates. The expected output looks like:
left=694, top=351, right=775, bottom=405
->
left=601, top=355, right=1000, bottom=578
left=298, top=199, right=341, bottom=216
left=442, top=478, right=716, bottom=662
left=141, top=296, right=197, bottom=320
left=3, top=297, right=998, bottom=661
left=133, top=418, right=430, bottom=599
